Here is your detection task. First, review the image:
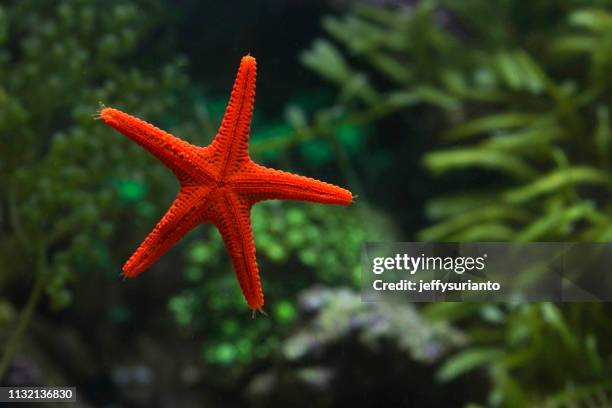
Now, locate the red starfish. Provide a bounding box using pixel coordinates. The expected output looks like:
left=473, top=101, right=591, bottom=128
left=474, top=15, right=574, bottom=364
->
left=100, top=55, right=352, bottom=312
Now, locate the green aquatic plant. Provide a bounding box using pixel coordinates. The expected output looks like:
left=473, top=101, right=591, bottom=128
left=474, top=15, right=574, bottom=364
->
left=302, top=0, right=612, bottom=405
left=168, top=201, right=395, bottom=365
left=0, top=0, right=194, bottom=379
left=304, top=1, right=612, bottom=242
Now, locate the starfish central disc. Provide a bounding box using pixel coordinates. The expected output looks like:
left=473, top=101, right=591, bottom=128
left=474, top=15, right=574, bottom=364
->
left=101, top=55, right=353, bottom=310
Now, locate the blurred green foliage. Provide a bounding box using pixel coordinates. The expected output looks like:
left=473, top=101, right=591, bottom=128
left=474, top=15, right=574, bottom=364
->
left=302, top=0, right=612, bottom=405
left=0, top=0, right=203, bottom=377
left=169, top=202, right=395, bottom=365
left=0, top=0, right=190, bottom=308
left=0, top=0, right=399, bottom=378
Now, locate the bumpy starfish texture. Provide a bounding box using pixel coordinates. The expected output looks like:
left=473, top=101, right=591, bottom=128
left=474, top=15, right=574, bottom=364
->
left=100, top=55, right=352, bottom=311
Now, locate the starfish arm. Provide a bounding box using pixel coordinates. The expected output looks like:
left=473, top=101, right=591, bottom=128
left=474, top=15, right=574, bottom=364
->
left=212, top=191, right=264, bottom=310
left=210, top=55, right=257, bottom=175
left=233, top=164, right=353, bottom=205
left=123, top=186, right=213, bottom=277
left=100, top=107, right=212, bottom=183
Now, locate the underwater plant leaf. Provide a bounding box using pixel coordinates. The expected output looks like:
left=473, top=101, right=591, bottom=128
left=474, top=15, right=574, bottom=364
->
left=481, top=121, right=560, bottom=156
left=490, top=50, right=550, bottom=94
left=585, top=334, right=605, bottom=374
left=339, top=72, right=379, bottom=105
left=515, top=201, right=597, bottom=241
left=540, top=303, right=579, bottom=351
left=425, top=193, right=500, bottom=220
left=444, top=113, right=538, bottom=141
left=569, top=8, right=612, bottom=32
left=551, top=34, right=598, bottom=55
left=512, top=50, right=547, bottom=94
left=323, top=14, right=406, bottom=53
left=503, top=167, right=610, bottom=204
left=494, top=51, right=524, bottom=90
left=441, top=69, right=468, bottom=94
left=300, top=39, right=353, bottom=85
left=424, top=148, right=537, bottom=179
left=418, top=205, right=529, bottom=241
left=425, top=192, right=497, bottom=220
left=368, top=52, right=413, bottom=84
left=383, top=90, right=421, bottom=108
left=447, top=223, right=516, bottom=241
left=411, top=85, right=459, bottom=110
left=437, top=348, right=503, bottom=382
